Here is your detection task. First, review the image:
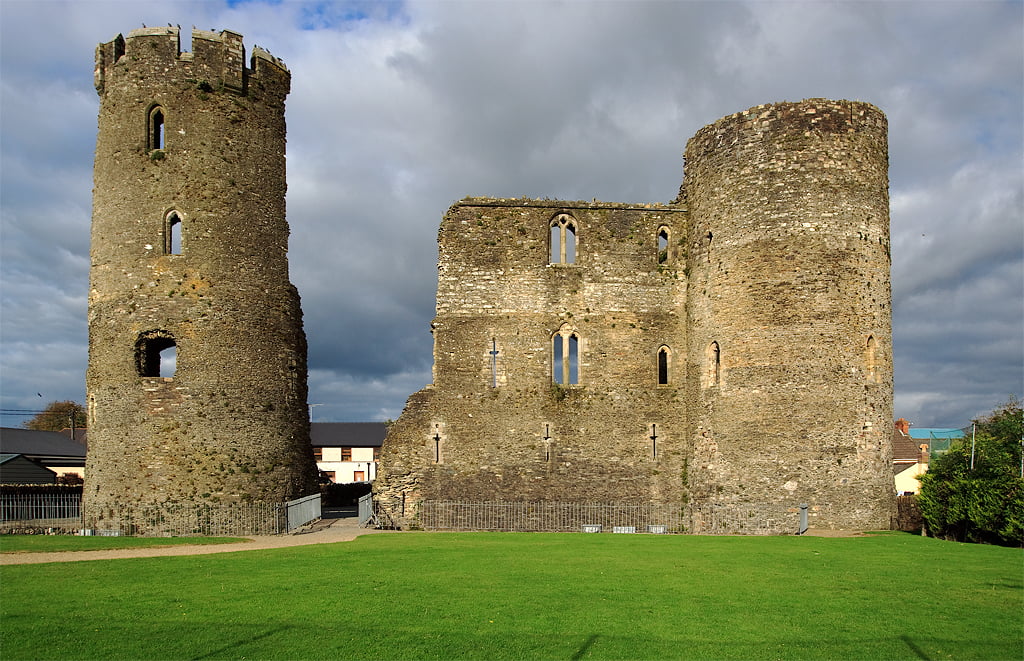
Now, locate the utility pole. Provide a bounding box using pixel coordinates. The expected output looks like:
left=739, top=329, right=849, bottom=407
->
left=970, top=423, right=976, bottom=470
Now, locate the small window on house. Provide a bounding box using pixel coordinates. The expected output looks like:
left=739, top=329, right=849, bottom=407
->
left=373, top=447, right=380, bottom=461
left=313, top=447, right=323, bottom=461
left=706, top=341, right=720, bottom=387
left=553, top=326, right=580, bottom=385
left=354, top=470, right=366, bottom=482
left=165, top=211, right=182, bottom=255
left=658, top=227, right=671, bottom=264
left=135, top=330, right=177, bottom=378
left=658, top=346, right=671, bottom=385
left=324, top=471, right=336, bottom=483
left=550, top=214, right=577, bottom=264
left=341, top=447, right=352, bottom=461
left=148, top=105, right=165, bottom=151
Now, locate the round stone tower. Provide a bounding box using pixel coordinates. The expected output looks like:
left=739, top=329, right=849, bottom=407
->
left=683, top=99, right=894, bottom=531
left=84, top=27, right=317, bottom=527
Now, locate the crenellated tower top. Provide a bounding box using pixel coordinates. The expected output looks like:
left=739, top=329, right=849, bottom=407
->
left=94, top=26, right=289, bottom=97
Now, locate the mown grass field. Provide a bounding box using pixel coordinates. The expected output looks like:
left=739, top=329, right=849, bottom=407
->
left=1, top=532, right=1020, bottom=660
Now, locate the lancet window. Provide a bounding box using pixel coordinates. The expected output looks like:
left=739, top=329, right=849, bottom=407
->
left=865, top=336, right=879, bottom=383
left=658, top=345, right=671, bottom=385
left=658, top=226, right=671, bottom=264
left=148, top=105, right=165, bottom=151
left=706, top=341, right=721, bottom=387
left=165, top=211, right=182, bottom=255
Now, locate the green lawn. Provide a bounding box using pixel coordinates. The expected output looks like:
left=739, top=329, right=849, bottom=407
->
left=1, top=532, right=1020, bottom=660
left=0, top=535, right=247, bottom=553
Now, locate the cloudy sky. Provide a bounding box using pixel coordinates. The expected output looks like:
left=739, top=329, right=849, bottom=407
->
left=1, top=0, right=1021, bottom=430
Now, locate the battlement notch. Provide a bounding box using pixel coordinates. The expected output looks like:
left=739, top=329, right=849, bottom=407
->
left=94, top=27, right=289, bottom=97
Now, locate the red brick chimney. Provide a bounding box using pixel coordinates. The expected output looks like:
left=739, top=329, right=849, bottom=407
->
left=895, top=418, right=910, bottom=435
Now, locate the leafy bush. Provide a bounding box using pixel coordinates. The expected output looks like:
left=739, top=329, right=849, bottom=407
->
left=918, top=398, right=1023, bottom=546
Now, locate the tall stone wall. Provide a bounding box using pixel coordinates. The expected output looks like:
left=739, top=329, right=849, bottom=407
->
left=374, top=200, right=689, bottom=522
left=377, top=99, right=895, bottom=533
left=85, top=27, right=317, bottom=525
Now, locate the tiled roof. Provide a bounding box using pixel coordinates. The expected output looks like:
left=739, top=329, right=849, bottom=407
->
left=310, top=422, right=387, bottom=448
left=0, top=428, right=87, bottom=461
left=892, top=430, right=922, bottom=464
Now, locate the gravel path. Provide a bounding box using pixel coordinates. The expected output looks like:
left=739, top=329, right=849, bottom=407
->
left=1, top=521, right=870, bottom=566
left=0, top=516, right=390, bottom=565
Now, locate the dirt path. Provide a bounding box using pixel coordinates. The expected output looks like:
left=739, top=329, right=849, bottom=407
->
left=1, top=521, right=871, bottom=566
left=0, top=516, right=391, bottom=565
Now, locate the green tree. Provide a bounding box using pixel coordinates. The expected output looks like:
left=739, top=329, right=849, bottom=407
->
left=918, top=398, right=1023, bottom=546
left=22, top=400, right=86, bottom=432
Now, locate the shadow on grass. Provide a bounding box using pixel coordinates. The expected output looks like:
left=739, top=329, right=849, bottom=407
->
left=570, top=634, right=598, bottom=660
left=190, top=625, right=293, bottom=660
left=900, top=635, right=932, bottom=661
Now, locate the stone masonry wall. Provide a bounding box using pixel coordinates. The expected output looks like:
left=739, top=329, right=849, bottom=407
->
left=683, top=99, right=894, bottom=531
left=85, top=27, right=317, bottom=525
left=377, top=99, right=895, bottom=533
left=374, top=200, right=689, bottom=523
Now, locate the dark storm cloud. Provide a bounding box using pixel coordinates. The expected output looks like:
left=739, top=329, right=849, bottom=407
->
left=1, top=1, right=1020, bottom=428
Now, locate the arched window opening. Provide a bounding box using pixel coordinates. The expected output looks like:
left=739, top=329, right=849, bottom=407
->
left=136, top=330, right=176, bottom=378
left=658, top=346, right=671, bottom=385
left=706, top=341, right=720, bottom=387
left=165, top=211, right=182, bottom=255
left=552, top=326, right=580, bottom=385
left=550, top=214, right=577, bottom=264
left=658, top=227, right=670, bottom=264
left=148, top=106, right=165, bottom=151
left=865, top=336, right=878, bottom=383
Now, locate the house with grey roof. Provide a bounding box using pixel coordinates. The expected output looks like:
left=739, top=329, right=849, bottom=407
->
left=310, top=422, right=386, bottom=484
left=0, top=428, right=87, bottom=481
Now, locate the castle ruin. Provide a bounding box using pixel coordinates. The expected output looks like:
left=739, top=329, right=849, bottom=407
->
left=374, top=99, right=895, bottom=533
left=84, top=27, right=318, bottom=527
left=81, top=26, right=893, bottom=534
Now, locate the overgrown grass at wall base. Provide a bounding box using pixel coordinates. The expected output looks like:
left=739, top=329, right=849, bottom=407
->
left=2, top=533, right=1021, bottom=660
left=0, top=534, right=245, bottom=553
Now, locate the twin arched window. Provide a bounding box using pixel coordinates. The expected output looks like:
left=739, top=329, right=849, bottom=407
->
left=550, top=214, right=577, bottom=264
left=552, top=326, right=580, bottom=385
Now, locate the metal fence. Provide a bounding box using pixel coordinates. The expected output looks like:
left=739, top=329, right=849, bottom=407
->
left=419, top=501, right=686, bottom=533
left=358, top=492, right=373, bottom=525
left=85, top=501, right=289, bottom=537
left=1, top=492, right=322, bottom=537
left=285, top=493, right=322, bottom=531
left=687, top=501, right=793, bottom=536
left=0, top=491, right=81, bottom=529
